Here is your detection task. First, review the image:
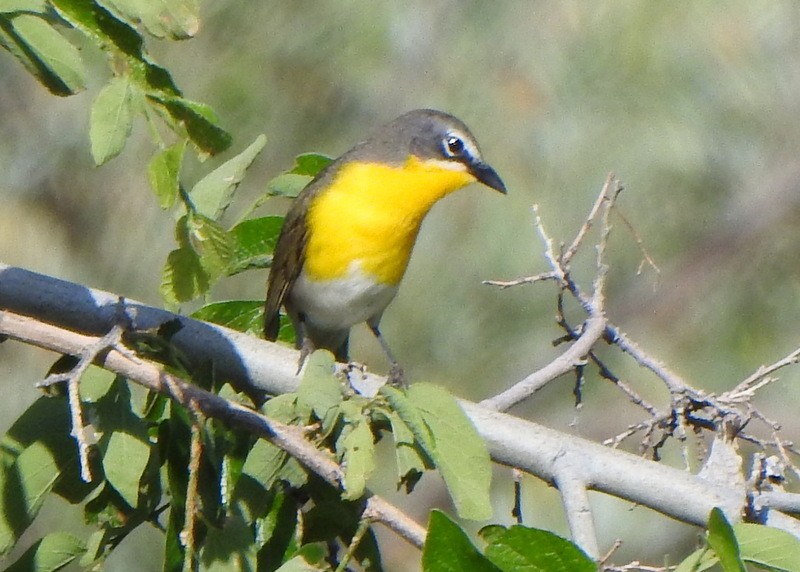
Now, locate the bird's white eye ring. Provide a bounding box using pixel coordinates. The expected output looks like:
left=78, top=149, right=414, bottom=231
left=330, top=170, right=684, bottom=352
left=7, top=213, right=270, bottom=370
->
left=444, top=135, right=465, bottom=157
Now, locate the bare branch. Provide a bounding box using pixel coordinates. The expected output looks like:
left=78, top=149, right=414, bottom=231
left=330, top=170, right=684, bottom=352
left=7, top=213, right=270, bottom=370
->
left=731, top=346, right=800, bottom=397
left=614, top=209, right=661, bottom=278
left=562, top=172, right=619, bottom=266
left=553, top=463, right=599, bottom=559
left=38, top=320, right=130, bottom=482
left=533, top=203, right=567, bottom=285
left=479, top=314, right=606, bottom=411
left=482, top=271, right=557, bottom=289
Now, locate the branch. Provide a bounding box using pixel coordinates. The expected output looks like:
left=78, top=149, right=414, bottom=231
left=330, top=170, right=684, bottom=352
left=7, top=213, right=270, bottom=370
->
left=553, top=461, right=599, bottom=559
left=479, top=314, right=606, bottom=411
left=0, top=309, right=426, bottom=549
left=3, top=264, right=800, bottom=547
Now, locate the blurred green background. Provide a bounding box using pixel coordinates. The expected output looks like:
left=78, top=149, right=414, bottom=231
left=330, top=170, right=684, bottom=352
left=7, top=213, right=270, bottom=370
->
left=3, top=1, right=800, bottom=569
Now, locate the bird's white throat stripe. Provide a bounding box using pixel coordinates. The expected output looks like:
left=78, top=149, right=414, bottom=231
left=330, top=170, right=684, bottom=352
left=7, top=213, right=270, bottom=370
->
left=291, top=262, right=398, bottom=331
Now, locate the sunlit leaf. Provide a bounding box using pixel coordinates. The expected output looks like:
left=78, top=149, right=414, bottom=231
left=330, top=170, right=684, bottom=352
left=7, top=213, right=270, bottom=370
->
left=97, top=0, right=199, bottom=39
left=90, top=76, right=134, bottom=165
left=160, top=246, right=209, bottom=305
left=228, top=216, right=283, bottom=275
left=707, top=508, right=745, bottom=572
left=192, top=300, right=264, bottom=334
left=408, top=383, right=492, bottom=521
left=6, top=12, right=85, bottom=95
left=484, top=525, right=595, bottom=572
left=148, top=141, right=186, bottom=209
left=422, top=511, right=499, bottom=572
left=191, top=135, right=266, bottom=219
left=102, top=431, right=150, bottom=507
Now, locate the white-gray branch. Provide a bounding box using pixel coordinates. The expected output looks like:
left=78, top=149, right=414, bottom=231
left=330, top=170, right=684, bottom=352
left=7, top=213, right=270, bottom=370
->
left=3, top=263, right=800, bottom=553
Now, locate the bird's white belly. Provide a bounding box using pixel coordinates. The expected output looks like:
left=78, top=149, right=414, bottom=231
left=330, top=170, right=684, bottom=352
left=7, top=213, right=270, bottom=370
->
left=290, top=263, right=398, bottom=331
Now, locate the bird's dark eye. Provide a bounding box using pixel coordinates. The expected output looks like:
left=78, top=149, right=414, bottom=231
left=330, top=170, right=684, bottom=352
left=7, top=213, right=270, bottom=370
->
left=444, top=135, right=465, bottom=157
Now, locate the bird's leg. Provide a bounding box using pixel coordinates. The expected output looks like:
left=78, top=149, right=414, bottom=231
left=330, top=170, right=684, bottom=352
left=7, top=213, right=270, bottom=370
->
left=296, top=320, right=315, bottom=375
left=368, top=322, right=406, bottom=387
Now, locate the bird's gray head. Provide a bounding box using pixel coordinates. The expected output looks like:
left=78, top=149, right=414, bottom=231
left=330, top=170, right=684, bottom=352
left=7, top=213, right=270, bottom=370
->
left=355, top=109, right=507, bottom=194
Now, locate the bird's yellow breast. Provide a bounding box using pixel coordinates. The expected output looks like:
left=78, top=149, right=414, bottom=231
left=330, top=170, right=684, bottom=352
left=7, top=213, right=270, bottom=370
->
left=304, top=156, right=476, bottom=285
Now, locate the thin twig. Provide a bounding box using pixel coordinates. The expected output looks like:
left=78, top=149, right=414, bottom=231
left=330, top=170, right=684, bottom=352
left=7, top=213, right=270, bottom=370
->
left=482, top=271, right=557, bottom=289
left=597, top=539, right=622, bottom=569
left=512, top=468, right=523, bottom=524
left=335, top=518, right=372, bottom=572
left=614, top=209, right=660, bottom=278
left=562, top=173, right=618, bottom=266
left=181, top=413, right=203, bottom=572
left=731, top=346, right=800, bottom=396
left=39, top=322, right=127, bottom=482
left=533, top=203, right=567, bottom=285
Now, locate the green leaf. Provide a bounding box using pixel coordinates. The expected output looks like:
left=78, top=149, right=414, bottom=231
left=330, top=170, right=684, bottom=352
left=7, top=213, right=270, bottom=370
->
left=160, top=246, right=209, bottom=305
left=186, top=213, right=233, bottom=280
left=674, top=548, right=720, bottom=572
left=242, top=438, right=306, bottom=491
left=290, top=153, right=332, bottom=177
left=6, top=441, right=62, bottom=533
left=96, top=0, right=199, bottom=39
left=192, top=301, right=264, bottom=334
left=50, top=0, right=180, bottom=95
left=388, top=410, right=429, bottom=493
left=301, top=484, right=382, bottom=570
left=200, top=514, right=257, bottom=572
left=262, top=393, right=303, bottom=423
left=228, top=216, right=283, bottom=275
left=0, top=396, right=93, bottom=554
left=380, top=385, right=435, bottom=454
left=148, top=94, right=232, bottom=156
left=477, top=525, right=507, bottom=545
left=267, top=173, right=312, bottom=198
left=90, top=76, right=134, bottom=165
left=148, top=141, right=186, bottom=209
left=251, top=487, right=299, bottom=566
left=4, top=532, right=86, bottom=572
left=297, top=351, right=342, bottom=434
left=707, top=508, right=746, bottom=572
left=190, top=134, right=266, bottom=219
left=164, top=484, right=187, bottom=570
left=77, top=365, right=116, bottom=402
left=274, top=554, right=326, bottom=572
left=7, top=13, right=85, bottom=95
left=0, top=0, right=45, bottom=13
left=102, top=431, right=150, bottom=507
left=422, top=510, right=500, bottom=572
left=338, top=416, right=375, bottom=500
left=79, top=529, right=105, bottom=567
left=483, top=525, right=595, bottom=572
left=735, top=523, right=800, bottom=571
left=408, top=384, right=493, bottom=521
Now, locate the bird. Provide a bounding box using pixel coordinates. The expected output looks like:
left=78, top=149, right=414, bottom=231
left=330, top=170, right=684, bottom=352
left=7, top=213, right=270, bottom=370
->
left=263, top=109, right=506, bottom=385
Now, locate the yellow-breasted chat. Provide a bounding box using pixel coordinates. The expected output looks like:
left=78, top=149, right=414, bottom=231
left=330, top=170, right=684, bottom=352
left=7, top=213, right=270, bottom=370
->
left=264, top=109, right=506, bottom=385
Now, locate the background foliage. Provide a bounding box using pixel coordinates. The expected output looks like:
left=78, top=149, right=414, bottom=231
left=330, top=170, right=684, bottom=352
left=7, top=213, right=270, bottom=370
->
left=3, top=1, right=800, bottom=569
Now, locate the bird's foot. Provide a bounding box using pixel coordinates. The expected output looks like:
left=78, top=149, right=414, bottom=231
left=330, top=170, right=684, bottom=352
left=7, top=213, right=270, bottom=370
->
left=345, top=361, right=367, bottom=376
left=387, top=363, right=407, bottom=388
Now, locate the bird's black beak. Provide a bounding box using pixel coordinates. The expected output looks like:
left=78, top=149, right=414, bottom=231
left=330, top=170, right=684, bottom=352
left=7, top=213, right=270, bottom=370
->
left=470, top=161, right=507, bottom=194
